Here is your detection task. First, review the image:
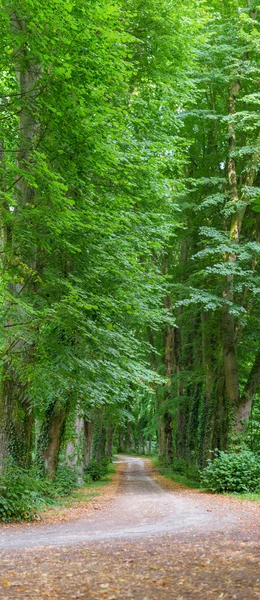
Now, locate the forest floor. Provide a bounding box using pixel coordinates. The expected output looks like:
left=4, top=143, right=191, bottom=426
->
left=0, top=456, right=259, bottom=599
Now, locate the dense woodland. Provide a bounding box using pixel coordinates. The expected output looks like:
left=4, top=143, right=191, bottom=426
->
left=0, top=0, right=260, bottom=517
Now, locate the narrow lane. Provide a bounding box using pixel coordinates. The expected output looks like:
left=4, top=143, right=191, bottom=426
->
left=0, top=456, right=256, bottom=551
left=0, top=457, right=259, bottom=599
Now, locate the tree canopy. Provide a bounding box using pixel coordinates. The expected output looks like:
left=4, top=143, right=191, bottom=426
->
left=0, top=0, right=259, bottom=514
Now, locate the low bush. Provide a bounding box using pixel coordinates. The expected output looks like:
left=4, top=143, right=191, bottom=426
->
left=84, top=457, right=110, bottom=482
left=201, top=450, right=260, bottom=493
left=0, top=463, right=80, bottom=522
left=171, top=458, right=185, bottom=473
left=0, top=456, right=112, bottom=522
left=55, top=465, right=79, bottom=495
left=0, top=465, right=46, bottom=522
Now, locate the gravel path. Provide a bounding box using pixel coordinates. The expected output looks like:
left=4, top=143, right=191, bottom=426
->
left=0, top=456, right=259, bottom=599
left=0, top=455, right=250, bottom=550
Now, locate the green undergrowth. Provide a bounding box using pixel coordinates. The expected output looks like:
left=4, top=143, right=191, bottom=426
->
left=0, top=458, right=114, bottom=523
left=55, top=463, right=116, bottom=509
left=151, top=451, right=260, bottom=501
left=201, top=450, right=260, bottom=496
left=151, top=457, right=202, bottom=489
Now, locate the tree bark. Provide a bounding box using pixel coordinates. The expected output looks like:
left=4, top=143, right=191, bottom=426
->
left=105, top=426, right=114, bottom=459
left=0, top=382, right=8, bottom=470
left=118, top=429, right=124, bottom=452
left=164, top=412, right=173, bottom=462
left=83, top=417, right=94, bottom=467
left=43, top=404, right=67, bottom=477
left=223, top=80, right=260, bottom=416
left=0, top=13, right=41, bottom=468
left=235, top=351, right=260, bottom=431
left=92, top=409, right=106, bottom=462
left=0, top=141, right=9, bottom=469
left=201, top=312, right=213, bottom=404
left=65, top=416, right=85, bottom=478
left=222, top=81, right=241, bottom=409
left=160, top=253, right=175, bottom=461
left=222, top=305, right=240, bottom=407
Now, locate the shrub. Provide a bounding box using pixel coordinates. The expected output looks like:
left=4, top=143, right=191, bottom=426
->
left=84, top=457, right=110, bottom=482
left=0, top=463, right=80, bottom=522
left=0, top=465, right=46, bottom=522
left=0, top=457, right=111, bottom=522
left=171, top=458, right=188, bottom=475
left=55, top=465, right=80, bottom=495
left=201, top=450, right=260, bottom=493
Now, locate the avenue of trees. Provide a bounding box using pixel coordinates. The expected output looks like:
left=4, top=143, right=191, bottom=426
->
left=0, top=0, right=259, bottom=515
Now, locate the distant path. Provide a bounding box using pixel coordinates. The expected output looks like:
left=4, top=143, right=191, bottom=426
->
left=0, top=456, right=259, bottom=599
left=0, top=455, right=258, bottom=550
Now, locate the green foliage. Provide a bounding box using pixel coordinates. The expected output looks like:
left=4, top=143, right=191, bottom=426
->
left=159, top=458, right=200, bottom=486
left=0, top=0, right=188, bottom=467
left=84, top=457, right=110, bottom=482
left=201, top=451, right=260, bottom=494
left=246, top=395, right=260, bottom=453
left=0, top=467, right=36, bottom=522
left=0, top=0, right=259, bottom=502
left=0, top=465, right=46, bottom=522
left=54, top=465, right=79, bottom=496
left=0, top=464, right=80, bottom=522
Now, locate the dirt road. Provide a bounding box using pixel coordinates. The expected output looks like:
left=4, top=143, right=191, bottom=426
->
left=0, top=456, right=259, bottom=599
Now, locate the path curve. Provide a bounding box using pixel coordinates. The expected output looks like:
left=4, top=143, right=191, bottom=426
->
left=0, top=455, right=258, bottom=551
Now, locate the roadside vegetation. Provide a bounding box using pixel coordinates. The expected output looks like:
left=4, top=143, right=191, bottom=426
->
left=153, top=451, right=260, bottom=500
left=0, top=0, right=260, bottom=522
left=0, top=458, right=112, bottom=522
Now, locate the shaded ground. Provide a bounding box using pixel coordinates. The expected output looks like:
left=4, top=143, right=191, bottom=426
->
left=0, top=456, right=259, bottom=599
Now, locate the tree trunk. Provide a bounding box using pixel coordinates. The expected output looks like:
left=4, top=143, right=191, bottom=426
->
left=84, top=418, right=94, bottom=467
left=186, top=383, right=201, bottom=464
left=66, top=416, right=85, bottom=478
left=0, top=382, right=8, bottom=470
left=221, top=81, right=241, bottom=410
left=0, top=13, right=41, bottom=469
left=222, top=305, right=240, bottom=407
left=92, top=409, right=106, bottom=462
left=164, top=412, right=173, bottom=462
left=118, top=429, right=124, bottom=452
left=211, top=369, right=229, bottom=453
left=0, top=363, right=34, bottom=468
left=201, top=312, right=213, bottom=404
left=175, top=395, right=189, bottom=461
left=42, top=404, right=67, bottom=477
left=159, top=419, right=165, bottom=457
left=105, top=426, right=114, bottom=459
left=124, top=423, right=133, bottom=452
left=160, top=253, right=175, bottom=461
left=235, top=351, right=260, bottom=431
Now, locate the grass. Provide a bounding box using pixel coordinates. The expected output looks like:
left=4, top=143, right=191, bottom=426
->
left=156, top=465, right=260, bottom=499
left=226, top=491, right=260, bottom=502
left=158, top=465, right=202, bottom=489
left=160, top=470, right=202, bottom=489
left=150, top=458, right=260, bottom=500
left=148, top=456, right=202, bottom=489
